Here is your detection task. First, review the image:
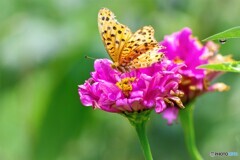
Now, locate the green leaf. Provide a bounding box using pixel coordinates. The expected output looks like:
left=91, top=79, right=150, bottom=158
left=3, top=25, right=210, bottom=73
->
left=197, top=61, right=240, bottom=72
left=203, top=26, right=240, bottom=41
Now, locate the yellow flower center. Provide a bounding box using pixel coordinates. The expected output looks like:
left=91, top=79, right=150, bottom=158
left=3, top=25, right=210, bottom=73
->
left=116, top=77, right=136, bottom=96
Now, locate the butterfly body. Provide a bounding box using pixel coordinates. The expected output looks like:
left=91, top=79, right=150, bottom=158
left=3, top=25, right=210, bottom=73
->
left=98, top=8, right=164, bottom=72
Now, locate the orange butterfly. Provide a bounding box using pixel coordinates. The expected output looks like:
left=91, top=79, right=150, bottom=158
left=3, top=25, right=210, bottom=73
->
left=98, top=8, right=164, bottom=72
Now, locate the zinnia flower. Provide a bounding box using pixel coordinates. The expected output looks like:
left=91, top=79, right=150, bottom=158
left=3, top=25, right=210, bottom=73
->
left=159, top=27, right=232, bottom=124
left=78, top=59, right=184, bottom=116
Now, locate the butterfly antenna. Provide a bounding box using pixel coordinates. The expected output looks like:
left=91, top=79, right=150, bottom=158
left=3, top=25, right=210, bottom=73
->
left=85, top=55, right=96, bottom=60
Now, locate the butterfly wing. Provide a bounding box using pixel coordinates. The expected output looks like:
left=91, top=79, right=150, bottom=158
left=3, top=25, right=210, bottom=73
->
left=129, top=47, right=164, bottom=69
left=98, top=8, right=132, bottom=63
left=98, top=8, right=164, bottom=71
left=119, top=26, right=160, bottom=66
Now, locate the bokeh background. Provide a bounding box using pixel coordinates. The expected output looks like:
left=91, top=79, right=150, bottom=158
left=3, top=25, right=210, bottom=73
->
left=0, top=0, right=240, bottom=159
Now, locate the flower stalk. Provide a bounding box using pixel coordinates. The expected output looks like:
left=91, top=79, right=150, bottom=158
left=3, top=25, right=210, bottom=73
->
left=123, top=110, right=153, bottom=160
left=179, top=102, right=203, bottom=160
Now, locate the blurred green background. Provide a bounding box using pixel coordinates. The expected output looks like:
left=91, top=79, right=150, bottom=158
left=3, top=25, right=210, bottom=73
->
left=0, top=0, right=240, bottom=159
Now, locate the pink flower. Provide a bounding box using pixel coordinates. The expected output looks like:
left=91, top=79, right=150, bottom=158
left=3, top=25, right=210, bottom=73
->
left=78, top=59, right=184, bottom=114
left=159, top=27, right=231, bottom=124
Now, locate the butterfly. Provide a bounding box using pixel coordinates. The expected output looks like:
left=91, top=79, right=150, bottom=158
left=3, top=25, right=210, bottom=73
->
left=98, top=8, right=164, bottom=72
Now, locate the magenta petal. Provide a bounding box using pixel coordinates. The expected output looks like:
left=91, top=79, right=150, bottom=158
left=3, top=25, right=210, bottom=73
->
left=92, top=59, right=120, bottom=83
left=162, top=107, right=179, bottom=125
left=159, top=27, right=226, bottom=105
left=155, top=98, right=167, bottom=113
left=160, top=27, right=207, bottom=78
left=78, top=58, right=183, bottom=115
left=78, top=80, right=100, bottom=106
left=78, top=85, right=93, bottom=106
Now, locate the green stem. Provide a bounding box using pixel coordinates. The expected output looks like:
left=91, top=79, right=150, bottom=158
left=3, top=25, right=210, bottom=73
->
left=122, top=110, right=153, bottom=160
left=179, top=102, right=203, bottom=160
left=135, top=120, right=153, bottom=160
